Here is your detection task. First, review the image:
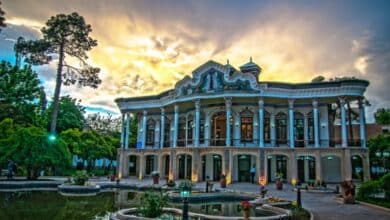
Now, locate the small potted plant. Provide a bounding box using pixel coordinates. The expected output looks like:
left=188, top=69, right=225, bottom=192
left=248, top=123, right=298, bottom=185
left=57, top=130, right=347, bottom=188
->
left=260, top=186, right=268, bottom=198
left=220, top=173, right=227, bottom=188
left=275, top=172, right=283, bottom=190
left=151, top=171, right=160, bottom=184
left=166, top=179, right=176, bottom=187
left=240, top=201, right=253, bottom=219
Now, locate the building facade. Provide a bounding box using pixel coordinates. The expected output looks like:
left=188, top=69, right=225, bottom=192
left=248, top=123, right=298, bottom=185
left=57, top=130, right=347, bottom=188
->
left=115, top=60, right=370, bottom=184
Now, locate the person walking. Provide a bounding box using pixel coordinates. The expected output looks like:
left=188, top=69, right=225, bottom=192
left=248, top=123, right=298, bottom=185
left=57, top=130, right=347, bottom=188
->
left=250, top=164, right=256, bottom=184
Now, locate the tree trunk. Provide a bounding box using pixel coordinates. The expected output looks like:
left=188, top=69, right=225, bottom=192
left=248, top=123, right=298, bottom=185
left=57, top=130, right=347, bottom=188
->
left=49, top=43, right=65, bottom=134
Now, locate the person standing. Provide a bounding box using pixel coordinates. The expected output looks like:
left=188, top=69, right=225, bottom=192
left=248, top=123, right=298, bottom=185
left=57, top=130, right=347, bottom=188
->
left=7, top=160, right=14, bottom=179
left=250, top=164, right=256, bottom=184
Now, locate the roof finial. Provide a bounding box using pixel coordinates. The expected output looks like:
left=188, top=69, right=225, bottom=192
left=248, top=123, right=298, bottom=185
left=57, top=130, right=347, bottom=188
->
left=227, top=59, right=229, bottom=65
left=250, top=56, right=253, bottom=62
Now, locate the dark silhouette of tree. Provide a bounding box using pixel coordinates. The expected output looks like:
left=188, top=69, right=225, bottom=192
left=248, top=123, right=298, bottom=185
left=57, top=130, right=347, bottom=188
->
left=15, top=12, right=101, bottom=135
left=311, top=75, right=325, bottom=83
left=0, top=1, right=6, bottom=32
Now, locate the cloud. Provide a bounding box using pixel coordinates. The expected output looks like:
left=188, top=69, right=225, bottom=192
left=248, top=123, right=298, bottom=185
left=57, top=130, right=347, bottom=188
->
left=0, top=0, right=389, bottom=121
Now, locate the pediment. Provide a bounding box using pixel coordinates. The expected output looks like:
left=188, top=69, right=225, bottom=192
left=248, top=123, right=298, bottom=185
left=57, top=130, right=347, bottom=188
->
left=174, top=60, right=264, bottom=97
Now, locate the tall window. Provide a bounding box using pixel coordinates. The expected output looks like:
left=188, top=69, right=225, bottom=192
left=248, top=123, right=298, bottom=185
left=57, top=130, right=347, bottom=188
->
left=146, top=119, right=155, bottom=145
left=264, top=111, right=271, bottom=143
left=294, top=112, right=304, bottom=147
left=164, top=118, right=170, bottom=147
left=308, top=111, right=314, bottom=144
left=276, top=112, right=287, bottom=144
left=200, top=112, right=205, bottom=144
left=240, top=109, right=253, bottom=142
left=178, top=117, right=186, bottom=147
left=187, top=115, right=193, bottom=145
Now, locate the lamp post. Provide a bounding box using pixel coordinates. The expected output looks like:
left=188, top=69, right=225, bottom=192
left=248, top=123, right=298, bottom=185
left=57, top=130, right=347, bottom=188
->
left=180, top=181, right=191, bottom=220
left=375, top=151, right=390, bottom=174
left=292, top=179, right=302, bottom=208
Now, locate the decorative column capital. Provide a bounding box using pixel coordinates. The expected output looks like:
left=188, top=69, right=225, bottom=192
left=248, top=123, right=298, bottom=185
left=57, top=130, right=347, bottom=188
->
left=143, top=110, right=148, bottom=116
left=358, top=98, right=365, bottom=108
left=288, top=99, right=294, bottom=109
left=312, top=99, right=318, bottom=108
left=174, top=104, right=179, bottom=112
left=338, top=97, right=346, bottom=105
left=194, top=99, right=201, bottom=111
left=160, top=107, right=165, bottom=115
left=258, top=98, right=264, bottom=108
left=224, top=97, right=232, bottom=109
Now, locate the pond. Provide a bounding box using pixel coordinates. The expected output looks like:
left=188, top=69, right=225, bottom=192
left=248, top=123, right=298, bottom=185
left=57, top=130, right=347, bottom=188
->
left=0, top=190, right=281, bottom=220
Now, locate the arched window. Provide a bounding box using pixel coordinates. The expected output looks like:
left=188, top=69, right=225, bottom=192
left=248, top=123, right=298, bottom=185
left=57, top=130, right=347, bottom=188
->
left=264, top=111, right=271, bottom=143
left=240, top=109, right=253, bottom=142
left=276, top=112, right=287, bottom=144
left=146, top=119, right=155, bottom=145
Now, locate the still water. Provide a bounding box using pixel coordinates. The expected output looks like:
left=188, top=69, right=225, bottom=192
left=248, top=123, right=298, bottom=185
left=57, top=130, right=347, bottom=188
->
left=0, top=190, right=275, bottom=220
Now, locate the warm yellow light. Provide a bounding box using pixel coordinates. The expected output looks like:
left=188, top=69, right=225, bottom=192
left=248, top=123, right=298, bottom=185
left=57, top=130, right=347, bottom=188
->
left=291, top=178, right=297, bottom=186
left=259, top=176, right=266, bottom=186
left=168, top=171, right=174, bottom=181
left=118, top=172, right=122, bottom=179
left=226, top=172, right=232, bottom=185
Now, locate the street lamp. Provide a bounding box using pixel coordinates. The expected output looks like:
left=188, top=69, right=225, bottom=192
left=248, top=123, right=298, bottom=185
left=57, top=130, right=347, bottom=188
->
left=48, top=133, right=56, bottom=142
left=180, top=180, right=192, bottom=220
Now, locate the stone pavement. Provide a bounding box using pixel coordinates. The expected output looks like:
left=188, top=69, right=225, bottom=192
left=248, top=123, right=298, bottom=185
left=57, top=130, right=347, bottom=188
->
left=95, top=177, right=390, bottom=220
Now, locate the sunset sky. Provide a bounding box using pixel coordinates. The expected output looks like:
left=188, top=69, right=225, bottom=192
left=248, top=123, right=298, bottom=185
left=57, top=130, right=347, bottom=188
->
left=1, top=0, right=389, bottom=121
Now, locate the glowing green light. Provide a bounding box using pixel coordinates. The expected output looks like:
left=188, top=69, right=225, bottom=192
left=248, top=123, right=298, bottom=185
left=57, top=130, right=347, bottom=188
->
left=48, top=134, right=56, bottom=142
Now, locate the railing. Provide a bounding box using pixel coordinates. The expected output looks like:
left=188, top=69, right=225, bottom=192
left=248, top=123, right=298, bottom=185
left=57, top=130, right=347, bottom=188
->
left=127, top=138, right=365, bottom=149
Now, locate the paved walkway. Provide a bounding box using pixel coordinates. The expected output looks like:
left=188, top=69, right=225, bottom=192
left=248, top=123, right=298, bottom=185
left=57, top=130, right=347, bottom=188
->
left=98, top=177, right=390, bottom=220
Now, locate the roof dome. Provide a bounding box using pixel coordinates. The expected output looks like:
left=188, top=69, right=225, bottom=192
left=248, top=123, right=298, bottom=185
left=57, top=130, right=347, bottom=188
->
left=239, top=57, right=261, bottom=80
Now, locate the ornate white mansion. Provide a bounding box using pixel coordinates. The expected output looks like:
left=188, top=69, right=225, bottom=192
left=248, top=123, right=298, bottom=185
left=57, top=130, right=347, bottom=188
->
left=115, top=59, right=370, bottom=185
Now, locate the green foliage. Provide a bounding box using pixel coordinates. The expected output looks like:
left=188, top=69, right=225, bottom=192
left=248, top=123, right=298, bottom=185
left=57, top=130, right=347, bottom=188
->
left=367, top=134, right=390, bottom=167
left=46, top=96, right=85, bottom=133
left=357, top=179, right=382, bottom=199
left=0, top=61, right=45, bottom=126
left=179, top=179, right=194, bottom=192
left=60, top=128, right=82, bottom=154
left=16, top=12, right=101, bottom=133
left=167, top=179, right=176, bottom=187
left=137, top=191, right=168, bottom=218
left=291, top=207, right=311, bottom=220
left=311, top=75, right=325, bottom=83
left=374, top=108, right=390, bottom=125
left=0, top=118, right=71, bottom=179
left=72, top=170, right=89, bottom=185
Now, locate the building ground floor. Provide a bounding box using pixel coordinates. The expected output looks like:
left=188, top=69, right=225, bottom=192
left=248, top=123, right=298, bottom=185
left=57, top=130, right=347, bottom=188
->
left=117, top=147, right=370, bottom=184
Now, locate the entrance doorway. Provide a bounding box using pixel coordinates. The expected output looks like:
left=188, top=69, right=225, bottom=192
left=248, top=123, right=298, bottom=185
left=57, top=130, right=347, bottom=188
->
left=297, top=156, right=316, bottom=183
left=238, top=155, right=251, bottom=182
left=178, top=154, right=192, bottom=179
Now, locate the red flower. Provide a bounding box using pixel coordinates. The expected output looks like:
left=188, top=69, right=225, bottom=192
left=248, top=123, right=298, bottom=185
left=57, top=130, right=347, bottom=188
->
left=240, top=201, right=253, bottom=211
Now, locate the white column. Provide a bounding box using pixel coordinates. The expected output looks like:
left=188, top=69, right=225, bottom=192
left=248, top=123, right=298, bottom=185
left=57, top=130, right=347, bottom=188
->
left=125, top=113, right=130, bottom=149
left=142, top=110, right=147, bottom=149
left=339, top=98, right=347, bottom=147
left=359, top=99, right=366, bottom=148
left=259, top=99, right=265, bottom=147
left=120, top=113, right=125, bottom=148
left=160, top=108, right=165, bottom=149
left=173, top=104, right=179, bottom=148
left=225, top=97, right=232, bottom=147
left=313, top=100, right=320, bottom=148
left=288, top=100, right=295, bottom=148
left=194, top=99, right=200, bottom=147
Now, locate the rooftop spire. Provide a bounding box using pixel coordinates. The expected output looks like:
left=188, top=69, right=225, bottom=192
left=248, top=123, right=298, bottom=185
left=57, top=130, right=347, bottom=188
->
left=250, top=56, right=253, bottom=62
left=227, top=59, right=229, bottom=65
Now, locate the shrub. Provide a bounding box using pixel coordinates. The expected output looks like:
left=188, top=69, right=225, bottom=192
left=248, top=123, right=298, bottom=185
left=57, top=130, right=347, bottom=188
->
left=137, top=191, right=168, bottom=218
left=357, top=180, right=381, bottom=199
left=151, top=171, right=160, bottom=177
left=72, top=170, right=89, bottom=185
left=380, top=173, right=390, bottom=199
left=291, top=207, right=310, bottom=220
left=167, top=179, right=176, bottom=187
